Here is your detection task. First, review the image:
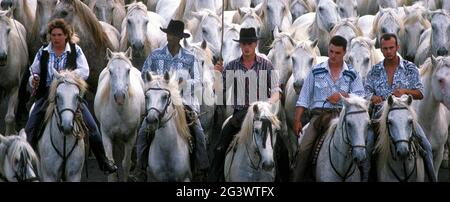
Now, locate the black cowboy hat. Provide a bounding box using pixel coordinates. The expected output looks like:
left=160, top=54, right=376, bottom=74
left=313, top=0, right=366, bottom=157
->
left=233, top=28, right=260, bottom=43
left=160, top=20, right=190, bottom=38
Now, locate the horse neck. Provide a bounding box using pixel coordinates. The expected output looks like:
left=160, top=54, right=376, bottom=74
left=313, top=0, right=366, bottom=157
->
left=329, top=114, right=353, bottom=169
left=153, top=106, right=185, bottom=149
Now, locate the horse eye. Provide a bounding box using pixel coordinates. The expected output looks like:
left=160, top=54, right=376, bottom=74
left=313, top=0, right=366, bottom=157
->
left=387, top=120, right=392, bottom=125
left=318, top=7, right=323, bottom=12
left=61, top=10, right=68, bottom=17
left=127, top=19, right=131, bottom=24
left=364, top=58, right=370, bottom=64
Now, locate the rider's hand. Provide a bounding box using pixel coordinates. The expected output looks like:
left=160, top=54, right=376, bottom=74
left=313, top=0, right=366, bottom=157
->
left=294, top=121, right=302, bottom=137
left=327, top=92, right=342, bottom=105
left=214, top=60, right=223, bottom=72
left=31, top=74, right=40, bottom=89
left=371, top=95, right=384, bottom=105
left=393, top=88, right=408, bottom=97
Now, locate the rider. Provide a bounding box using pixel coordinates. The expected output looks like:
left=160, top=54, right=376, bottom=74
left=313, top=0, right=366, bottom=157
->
left=364, top=33, right=436, bottom=182
left=130, top=19, right=209, bottom=181
left=25, top=19, right=117, bottom=174
left=209, top=27, right=282, bottom=181
left=293, top=35, right=366, bottom=181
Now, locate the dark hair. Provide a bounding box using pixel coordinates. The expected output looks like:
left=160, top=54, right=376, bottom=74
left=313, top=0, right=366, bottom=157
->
left=47, top=19, right=75, bottom=43
left=380, top=33, right=398, bottom=46
left=329, top=35, right=347, bottom=51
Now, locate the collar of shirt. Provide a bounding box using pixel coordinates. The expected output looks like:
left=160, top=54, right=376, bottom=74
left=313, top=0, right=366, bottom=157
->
left=238, top=54, right=264, bottom=68
left=321, top=60, right=350, bottom=78
left=43, top=42, right=71, bottom=54
left=378, top=56, right=406, bottom=71
left=163, top=45, right=184, bottom=59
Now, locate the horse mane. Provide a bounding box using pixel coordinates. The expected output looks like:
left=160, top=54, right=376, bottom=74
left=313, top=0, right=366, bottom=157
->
left=403, top=12, right=430, bottom=28
left=330, top=18, right=363, bottom=38
left=143, top=75, right=191, bottom=142
left=0, top=135, right=39, bottom=177
left=419, top=57, right=433, bottom=77
left=235, top=102, right=280, bottom=145
left=240, top=9, right=263, bottom=25
left=45, top=70, right=88, bottom=122
left=376, top=95, right=418, bottom=161
left=67, top=0, right=114, bottom=49
left=270, top=31, right=296, bottom=49
left=173, top=0, right=187, bottom=21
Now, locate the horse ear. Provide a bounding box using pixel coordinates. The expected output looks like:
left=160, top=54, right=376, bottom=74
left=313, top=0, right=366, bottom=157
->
left=407, top=94, right=413, bottom=105
left=388, top=95, right=394, bottom=106
left=201, top=40, right=207, bottom=49
left=52, top=68, right=62, bottom=80
left=125, top=47, right=133, bottom=60
left=431, top=55, right=437, bottom=67
left=253, top=104, right=259, bottom=114
left=18, top=129, right=27, bottom=140
left=106, top=48, right=113, bottom=60
left=310, top=39, right=319, bottom=49
left=143, top=71, right=152, bottom=83
left=164, top=71, right=170, bottom=81
left=255, top=3, right=263, bottom=16
left=238, top=7, right=244, bottom=16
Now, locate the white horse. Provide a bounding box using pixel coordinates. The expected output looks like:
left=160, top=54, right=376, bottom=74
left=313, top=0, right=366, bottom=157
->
left=376, top=95, right=425, bottom=182
left=357, top=15, right=375, bottom=38
left=29, top=0, right=58, bottom=63
left=291, top=0, right=341, bottom=56
left=290, top=0, right=314, bottom=20
left=330, top=18, right=363, bottom=52
left=258, top=0, right=292, bottom=53
left=0, top=10, right=28, bottom=135
left=0, top=0, right=35, bottom=39
left=315, top=95, right=370, bottom=182
left=141, top=72, right=192, bottom=182
left=414, top=56, right=450, bottom=179
left=222, top=23, right=241, bottom=66
left=0, top=129, right=39, bottom=182
left=38, top=70, right=87, bottom=182
left=86, top=0, right=126, bottom=33
left=415, top=10, right=450, bottom=66
left=346, top=37, right=383, bottom=82
left=400, top=4, right=430, bottom=62
left=224, top=101, right=280, bottom=182
left=336, top=0, right=357, bottom=18
left=120, top=2, right=166, bottom=69
left=94, top=49, right=145, bottom=182
left=370, top=7, right=404, bottom=49
left=267, top=27, right=297, bottom=88
left=224, top=0, right=251, bottom=10
left=155, top=0, right=180, bottom=27
left=186, top=9, right=222, bottom=59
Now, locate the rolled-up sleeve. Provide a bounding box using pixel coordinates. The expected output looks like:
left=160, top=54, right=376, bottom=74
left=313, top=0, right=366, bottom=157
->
left=269, top=68, right=282, bottom=94
left=28, top=48, right=43, bottom=88
left=296, top=71, right=314, bottom=108
left=73, top=46, right=89, bottom=80
left=364, top=69, right=376, bottom=99
left=409, top=67, right=424, bottom=95
left=350, top=72, right=365, bottom=97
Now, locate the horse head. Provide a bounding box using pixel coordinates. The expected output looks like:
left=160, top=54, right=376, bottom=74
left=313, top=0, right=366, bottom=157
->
left=429, top=10, right=450, bottom=57
left=346, top=37, right=377, bottom=82
left=340, top=95, right=370, bottom=164
left=290, top=39, right=318, bottom=94
left=336, top=0, right=357, bottom=18
left=0, top=130, right=39, bottom=182
left=106, top=48, right=133, bottom=106
left=124, top=2, right=148, bottom=57
left=0, top=9, right=12, bottom=67
left=430, top=56, right=450, bottom=109
left=315, top=0, right=340, bottom=33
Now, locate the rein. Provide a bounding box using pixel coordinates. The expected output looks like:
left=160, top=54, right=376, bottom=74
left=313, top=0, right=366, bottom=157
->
left=144, top=87, right=174, bottom=129
left=1, top=143, right=39, bottom=182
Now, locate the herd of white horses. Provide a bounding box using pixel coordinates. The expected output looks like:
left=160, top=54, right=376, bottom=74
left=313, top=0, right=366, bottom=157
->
left=0, top=0, right=449, bottom=182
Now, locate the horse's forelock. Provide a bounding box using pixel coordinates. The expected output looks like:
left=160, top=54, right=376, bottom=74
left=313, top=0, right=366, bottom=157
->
left=237, top=102, right=280, bottom=145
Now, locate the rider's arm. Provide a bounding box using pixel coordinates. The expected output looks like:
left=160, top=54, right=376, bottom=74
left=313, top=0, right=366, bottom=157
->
left=73, top=45, right=89, bottom=80
left=28, top=48, right=43, bottom=88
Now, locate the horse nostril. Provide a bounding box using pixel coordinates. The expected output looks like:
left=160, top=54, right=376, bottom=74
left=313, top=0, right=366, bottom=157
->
left=1, top=1, right=12, bottom=9
left=437, top=48, right=448, bottom=56
left=262, top=160, right=274, bottom=171
left=132, top=42, right=144, bottom=51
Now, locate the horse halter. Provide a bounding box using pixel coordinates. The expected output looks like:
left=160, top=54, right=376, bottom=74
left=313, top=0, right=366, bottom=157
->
left=247, top=117, right=275, bottom=170
left=386, top=107, right=412, bottom=145
left=341, top=109, right=368, bottom=150
left=145, top=87, right=173, bottom=128
left=53, top=81, right=83, bottom=133
left=1, top=146, right=39, bottom=182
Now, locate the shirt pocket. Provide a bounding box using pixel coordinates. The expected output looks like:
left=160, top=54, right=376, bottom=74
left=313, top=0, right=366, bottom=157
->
left=313, top=74, right=330, bottom=100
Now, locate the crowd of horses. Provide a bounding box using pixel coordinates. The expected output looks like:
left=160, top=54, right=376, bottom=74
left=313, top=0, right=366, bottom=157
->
left=0, top=0, right=450, bottom=182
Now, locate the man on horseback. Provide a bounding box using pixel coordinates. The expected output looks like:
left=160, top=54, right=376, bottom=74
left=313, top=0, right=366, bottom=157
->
left=293, top=35, right=366, bottom=181
left=364, top=33, right=436, bottom=181
left=131, top=19, right=209, bottom=181
left=209, top=27, right=282, bottom=182
left=25, top=19, right=118, bottom=174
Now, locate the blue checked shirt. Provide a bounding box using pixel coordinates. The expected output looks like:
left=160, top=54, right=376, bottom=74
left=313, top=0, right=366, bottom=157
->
left=296, top=61, right=365, bottom=109
left=141, top=45, right=201, bottom=111
left=364, top=58, right=423, bottom=109
left=29, top=43, right=89, bottom=87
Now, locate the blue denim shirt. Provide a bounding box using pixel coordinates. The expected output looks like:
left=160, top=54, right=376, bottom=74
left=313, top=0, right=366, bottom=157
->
left=296, top=61, right=365, bottom=109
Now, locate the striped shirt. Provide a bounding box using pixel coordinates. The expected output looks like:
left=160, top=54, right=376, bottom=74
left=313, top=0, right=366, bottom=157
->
left=296, top=61, right=365, bottom=109
left=29, top=42, right=89, bottom=87
left=222, top=54, right=281, bottom=111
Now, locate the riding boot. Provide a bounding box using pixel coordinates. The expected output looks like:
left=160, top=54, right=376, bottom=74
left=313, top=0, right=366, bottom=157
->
left=81, top=102, right=117, bottom=174
left=129, top=122, right=154, bottom=182
left=413, top=124, right=437, bottom=182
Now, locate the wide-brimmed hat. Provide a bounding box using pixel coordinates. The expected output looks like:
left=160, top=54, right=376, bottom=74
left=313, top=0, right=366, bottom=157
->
left=160, top=20, right=190, bottom=38
left=233, top=28, right=260, bottom=43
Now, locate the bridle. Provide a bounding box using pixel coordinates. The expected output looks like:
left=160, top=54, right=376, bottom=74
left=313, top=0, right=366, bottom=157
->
left=144, top=87, right=174, bottom=129
left=385, top=106, right=418, bottom=182
left=329, top=109, right=368, bottom=181
left=0, top=145, right=39, bottom=182
left=246, top=116, right=275, bottom=170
